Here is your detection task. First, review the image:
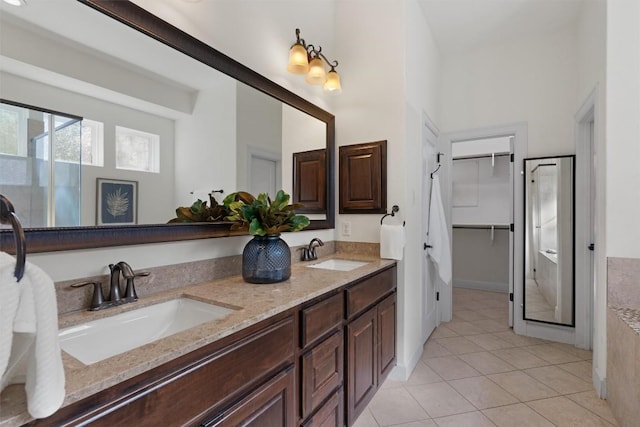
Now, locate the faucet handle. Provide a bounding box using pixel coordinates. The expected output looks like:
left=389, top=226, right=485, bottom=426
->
left=71, top=280, right=106, bottom=311
left=123, top=271, right=150, bottom=301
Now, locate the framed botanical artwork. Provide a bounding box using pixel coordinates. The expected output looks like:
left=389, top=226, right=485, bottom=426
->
left=96, top=178, right=138, bottom=225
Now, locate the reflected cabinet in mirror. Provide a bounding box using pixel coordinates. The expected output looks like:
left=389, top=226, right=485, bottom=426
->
left=0, top=0, right=334, bottom=252
left=523, top=155, right=575, bottom=326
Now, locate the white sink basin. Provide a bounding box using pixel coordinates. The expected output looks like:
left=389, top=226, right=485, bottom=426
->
left=59, top=298, right=235, bottom=365
left=307, top=259, right=369, bottom=271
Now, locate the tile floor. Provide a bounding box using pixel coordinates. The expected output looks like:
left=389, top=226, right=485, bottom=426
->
left=353, top=288, right=618, bottom=427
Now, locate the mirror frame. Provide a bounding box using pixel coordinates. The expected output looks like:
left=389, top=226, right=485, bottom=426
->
left=0, top=0, right=335, bottom=253
left=522, top=154, right=575, bottom=327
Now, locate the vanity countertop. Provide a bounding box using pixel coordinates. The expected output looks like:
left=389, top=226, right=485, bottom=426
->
left=0, top=254, right=395, bottom=427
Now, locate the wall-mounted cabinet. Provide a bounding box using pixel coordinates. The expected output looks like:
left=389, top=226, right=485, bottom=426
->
left=293, top=149, right=327, bottom=213
left=339, top=141, right=387, bottom=214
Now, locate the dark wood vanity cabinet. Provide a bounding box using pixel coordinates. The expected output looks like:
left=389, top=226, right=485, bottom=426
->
left=345, top=267, right=397, bottom=426
left=30, top=265, right=396, bottom=427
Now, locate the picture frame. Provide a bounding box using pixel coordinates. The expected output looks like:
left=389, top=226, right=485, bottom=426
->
left=96, top=178, right=138, bottom=225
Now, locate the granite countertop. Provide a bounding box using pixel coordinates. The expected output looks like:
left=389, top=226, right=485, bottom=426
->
left=0, top=254, right=395, bottom=426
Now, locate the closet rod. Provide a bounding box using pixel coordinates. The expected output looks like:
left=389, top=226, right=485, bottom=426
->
left=453, top=225, right=510, bottom=230
left=452, top=153, right=511, bottom=161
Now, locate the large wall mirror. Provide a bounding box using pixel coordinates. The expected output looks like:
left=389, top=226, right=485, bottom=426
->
left=523, top=155, right=575, bottom=326
left=0, top=0, right=334, bottom=253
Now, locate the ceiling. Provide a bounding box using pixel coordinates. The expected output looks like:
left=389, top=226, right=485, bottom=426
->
left=418, top=0, right=587, bottom=54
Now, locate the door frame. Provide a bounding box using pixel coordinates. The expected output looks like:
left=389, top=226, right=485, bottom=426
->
left=246, top=145, right=282, bottom=195
left=439, top=123, right=527, bottom=327
left=421, top=112, right=440, bottom=344
left=575, top=87, right=599, bottom=351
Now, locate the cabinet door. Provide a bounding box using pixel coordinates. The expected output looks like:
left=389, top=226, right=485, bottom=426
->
left=377, top=293, right=396, bottom=382
left=301, top=331, right=344, bottom=418
left=346, top=307, right=377, bottom=426
left=203, top=367, right=296, bottom=427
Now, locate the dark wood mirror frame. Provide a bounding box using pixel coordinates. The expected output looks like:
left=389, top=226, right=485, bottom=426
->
left=0, top=0, right=335, bottom=254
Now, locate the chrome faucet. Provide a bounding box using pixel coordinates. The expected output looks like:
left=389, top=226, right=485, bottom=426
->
left=71, top=262, right=150, bottom=311
left=300, top=238, right=324, bottom=261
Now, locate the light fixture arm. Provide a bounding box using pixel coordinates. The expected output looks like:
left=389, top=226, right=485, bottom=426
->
left=309, top=45, right=339, bottom=70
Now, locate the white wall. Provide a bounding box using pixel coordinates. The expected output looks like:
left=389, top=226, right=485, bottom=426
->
left=440, top=27, right=578, bottom=157
left=235, top=83, right=282, bottom=193
left=606, top=0, right=640, bottom=258
left=174, top=81, right=237, bottom=208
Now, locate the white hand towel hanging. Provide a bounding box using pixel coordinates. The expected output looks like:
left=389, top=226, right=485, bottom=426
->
left=380, top=223, right=405, bottom=260
left=0, top=252, right=65, bottom=419
left=428, top=175, right=452, bottom=284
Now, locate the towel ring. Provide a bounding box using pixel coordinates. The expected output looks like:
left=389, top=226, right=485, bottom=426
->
left=0, top=195, right=26, bottom=281
left=380, top=205, right=405, bottom=226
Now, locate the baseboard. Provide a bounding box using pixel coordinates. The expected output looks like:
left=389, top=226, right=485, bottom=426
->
left=453, top=279, right=509, bottom=293
left=388, top=343, right=423, bottom=382
left=593, top=371, right=607, bottom=399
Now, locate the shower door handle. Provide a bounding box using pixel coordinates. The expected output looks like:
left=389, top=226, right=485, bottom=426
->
left=588, top=243, right=595, bottom=251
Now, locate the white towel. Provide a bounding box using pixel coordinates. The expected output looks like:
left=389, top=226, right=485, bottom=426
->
left=428, top=176, right=452, bottom=284
left=380, top=224, right=405, bottom=260
left=0, top=252, right=65, bottom=419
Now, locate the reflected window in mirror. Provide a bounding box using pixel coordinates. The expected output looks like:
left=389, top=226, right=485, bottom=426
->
left=0, top=101, right=83, bottom=228
left=523, top=155, right=575, bottom=326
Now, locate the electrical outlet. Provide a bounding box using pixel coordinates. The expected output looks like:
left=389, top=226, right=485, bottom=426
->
left=342, top=221, right=351, bottom=236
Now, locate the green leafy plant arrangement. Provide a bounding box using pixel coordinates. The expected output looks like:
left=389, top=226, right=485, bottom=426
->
left=224, top=190, right=310, bottom=236
left=168, top=194, right=229, bottom=223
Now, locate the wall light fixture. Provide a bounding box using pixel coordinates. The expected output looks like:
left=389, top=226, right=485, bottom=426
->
left=287, top=28, right=341, bottom=94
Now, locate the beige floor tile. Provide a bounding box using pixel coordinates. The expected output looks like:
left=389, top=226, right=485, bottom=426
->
left=482, top=403, right=555, bottom=427
left=422, top=341, right=453, bottom=359
left=353, top=407, right=379, bottom=427
left=557, top=360, right=593, bottom=383
left=476, top=308, right=510, bottom=320
left=492, top=331, right=545, bottom=347
left=549, top=342, right=593, bottom=360
left=435, top=337, right=486, bottom=355
left=458, top=352, right=518, bottom=375
left=523, top=344, right=582, bottom=364
left=379, top=376, right=404, bottom=390
left=429, top=326, right=458, bottom=339
left=406, top=382, right=476, bottom=418
left=407, top=361, right=444, bottom=386
left=466, top=334, right=515, bottom=351
left=424, top=356, right=482, bottom=380
left=524, top=366, right=593, bottom=394
left=487, top=371, right=558, bottom=401
left=490, top=347, right=549, bottom=369
left=368, top=388, right=429, bottom=426
left=527, top=396, right=615, bottom=426
left=452, top=310, right=489, bottom=322
left=473, top=319, right=511, bottom=333
left=567, top=391, right=619, bottom=425
left=389, top=421, right=437, bottom=427
left=448, top=376, right=518, bottom=409
left=441, top=321, right=487, bottom=336
left=433, top=411, right=495, bottom=427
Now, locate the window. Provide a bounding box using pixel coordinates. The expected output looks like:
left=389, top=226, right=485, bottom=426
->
left=81, top=119, right=104, bottom=166
left=0, top=103, right=28, bottom=157
left=115, top=126, right=160, bottom=173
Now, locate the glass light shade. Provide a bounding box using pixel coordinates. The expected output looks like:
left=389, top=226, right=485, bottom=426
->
left=3, top=0, right=24, bottom=5
left=323, top=70, right=342, bottom=94
left=305, top=57, right=327, bottom=85
left=287, top=44, right=309, bottom=74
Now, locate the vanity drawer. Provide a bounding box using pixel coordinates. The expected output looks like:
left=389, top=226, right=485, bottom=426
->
left=346, top=267, right=396, bottom=319
left=302, top=388, right=344, bottom=427
left=301, top=330, right=344, bottom=418
left=300, top=292, right=344, bottom=347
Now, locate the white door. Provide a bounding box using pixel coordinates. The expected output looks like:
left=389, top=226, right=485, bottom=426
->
left=508, top=137, right=515, bottom=327
left=249, top=155, right=279, bottom=196
left=422, top=119, right=439, bottom=342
